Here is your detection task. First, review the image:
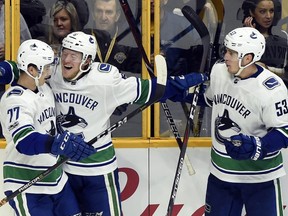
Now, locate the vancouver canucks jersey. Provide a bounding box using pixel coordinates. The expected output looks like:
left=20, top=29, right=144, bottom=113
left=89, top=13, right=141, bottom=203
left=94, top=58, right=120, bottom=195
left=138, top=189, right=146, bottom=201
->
left=49, top=62, right=153, bottom=176
left=205, top=62, right=288, bottom=183
left=0, top=83, right=67, bottom=194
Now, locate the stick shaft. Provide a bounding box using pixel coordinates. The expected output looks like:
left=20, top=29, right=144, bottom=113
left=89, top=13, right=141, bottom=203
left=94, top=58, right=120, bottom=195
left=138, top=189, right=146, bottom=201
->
left=166, top=6, right=210, bottom=216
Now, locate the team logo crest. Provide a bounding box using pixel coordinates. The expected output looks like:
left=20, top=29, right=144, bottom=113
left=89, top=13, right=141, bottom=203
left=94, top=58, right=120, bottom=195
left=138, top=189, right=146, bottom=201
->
left=46, top=120, right=56, bottom=136
left=56, top=106, right=87, bottom=138
left=30, top=43, right=38, bottom=51
left=98, top=63, right=112, bottom=73
left=7, top=88, right=23, bottom=97
left=250, top=31, right=257, bottom=39
left=215, top=109, right=241, bottom=144
left=263, top=77, right=280, bottom=90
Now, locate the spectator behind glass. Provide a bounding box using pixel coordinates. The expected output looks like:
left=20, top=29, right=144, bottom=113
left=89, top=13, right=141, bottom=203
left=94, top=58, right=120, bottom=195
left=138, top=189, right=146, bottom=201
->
left=93, top=0, right=120, bottom=36
left=84, top=0, right=141, bottom=73
left=241, top=0, right=288, bottom=77
left=30, top=0, right=89, bottom=54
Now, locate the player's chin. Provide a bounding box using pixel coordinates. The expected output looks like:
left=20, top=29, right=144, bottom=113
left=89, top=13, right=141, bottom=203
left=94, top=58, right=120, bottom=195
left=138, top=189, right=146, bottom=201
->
left=62, top=71, right=76, bottom=81
left=226, top=66, right=236, bottom=74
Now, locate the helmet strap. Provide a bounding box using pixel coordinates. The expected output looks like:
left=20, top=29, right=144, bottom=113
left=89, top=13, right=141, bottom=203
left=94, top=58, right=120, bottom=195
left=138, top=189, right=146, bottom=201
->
left=69, top=59, right=91, bottom=81
left=34, top=76, right=40, bottom=87
left=235, top=56, right=254, bottom=77
left=34, top=69, right=42, bottom=87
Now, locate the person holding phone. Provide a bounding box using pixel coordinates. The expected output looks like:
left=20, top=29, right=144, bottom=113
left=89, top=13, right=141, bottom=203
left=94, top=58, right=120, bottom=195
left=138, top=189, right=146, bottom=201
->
left=241, top=0, right=288, bottom=80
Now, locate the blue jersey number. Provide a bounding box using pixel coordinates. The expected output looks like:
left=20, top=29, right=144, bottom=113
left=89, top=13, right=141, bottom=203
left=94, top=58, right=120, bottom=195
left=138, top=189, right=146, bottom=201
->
left=275, top=100, right=288, bottom=116
left=7, top=107, right=20, bottom=122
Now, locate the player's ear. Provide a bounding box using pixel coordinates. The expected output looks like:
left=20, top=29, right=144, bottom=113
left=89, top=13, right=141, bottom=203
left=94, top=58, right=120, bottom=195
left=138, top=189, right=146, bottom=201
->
left=86, top=56, right=93, bottom=64
left=27, top=65, right=38, bottom=77
left=81, top=57, right=93, bottom=70
left=243, top=53, right=254, bottom=65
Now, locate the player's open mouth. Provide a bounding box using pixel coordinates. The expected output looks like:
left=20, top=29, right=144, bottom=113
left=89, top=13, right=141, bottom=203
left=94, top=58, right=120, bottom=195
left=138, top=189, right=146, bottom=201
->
left=45, top=75, right=51, bottom=80
left=64, top=65, right=73, bottom=70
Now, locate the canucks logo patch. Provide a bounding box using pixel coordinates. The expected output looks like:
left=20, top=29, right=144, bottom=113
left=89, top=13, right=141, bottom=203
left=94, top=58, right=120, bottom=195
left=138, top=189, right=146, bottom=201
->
left=98, top=63, right=112, bottom=73
left=263, top=77, right=280, bottom=90
left=7, top=88, right=23, bottom=97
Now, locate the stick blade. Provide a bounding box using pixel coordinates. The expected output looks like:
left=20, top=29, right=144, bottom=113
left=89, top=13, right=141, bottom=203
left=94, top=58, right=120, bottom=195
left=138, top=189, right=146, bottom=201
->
left=182, top=6, right=209, bottom=39
left=182, top=5, right=210, bottom=74
left=155, top=55, right=167, bottom=86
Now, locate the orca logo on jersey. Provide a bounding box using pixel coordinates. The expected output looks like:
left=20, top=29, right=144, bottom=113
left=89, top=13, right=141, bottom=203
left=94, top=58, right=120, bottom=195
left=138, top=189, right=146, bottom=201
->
left=263, top=77, right=280, bottom=90
left=46, top=120, right=56, bottom=136
left=56, top=106, right=88, bottom=138
left=215, top=109, right=241, bottom=144
left=98, top=63, right=112, bottom=73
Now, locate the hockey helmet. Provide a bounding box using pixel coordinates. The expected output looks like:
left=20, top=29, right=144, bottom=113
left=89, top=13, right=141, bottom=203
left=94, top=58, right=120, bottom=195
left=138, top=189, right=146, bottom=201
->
left=17, top=39, right=54, bottom=75
left=62, top=31, right=97, bottom=61
left=224, top=27, right=265, bottom=64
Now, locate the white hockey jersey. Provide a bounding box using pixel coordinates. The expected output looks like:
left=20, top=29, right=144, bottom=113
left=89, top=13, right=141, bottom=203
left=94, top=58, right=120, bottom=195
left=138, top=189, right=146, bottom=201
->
left=49, top=62, right=153, bottom=176
left=205, top=62, right=288, bottom=183
left=0, top=83, right=68, bottom=194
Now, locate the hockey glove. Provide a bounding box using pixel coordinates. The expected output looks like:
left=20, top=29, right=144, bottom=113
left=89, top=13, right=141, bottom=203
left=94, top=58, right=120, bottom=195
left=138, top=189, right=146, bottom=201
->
left=183, top=81, right=209, bottom=106
left=160, top=72, right=208, bottom=102
left=51, top=131, right=96, bottom=161
left=224, top=133, right=265, bottom=160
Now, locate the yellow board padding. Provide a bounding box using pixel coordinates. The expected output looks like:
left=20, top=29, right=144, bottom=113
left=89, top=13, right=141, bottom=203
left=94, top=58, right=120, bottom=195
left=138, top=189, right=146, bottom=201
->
left=0, top=137, right=212, bottom=149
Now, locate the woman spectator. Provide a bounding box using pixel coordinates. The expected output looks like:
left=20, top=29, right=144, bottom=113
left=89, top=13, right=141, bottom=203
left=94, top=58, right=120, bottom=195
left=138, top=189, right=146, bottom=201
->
left=30, top=0, right=87, bottom=54
left=241, top=0, right=288, bottom=78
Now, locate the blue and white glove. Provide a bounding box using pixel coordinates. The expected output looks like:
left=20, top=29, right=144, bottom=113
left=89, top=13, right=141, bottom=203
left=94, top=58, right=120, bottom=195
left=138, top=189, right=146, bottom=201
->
left=160, top=72, right=208, bottom=102
left=224, top=133, right=265, bottom=160
left=51, top=131, right=96, bottom=161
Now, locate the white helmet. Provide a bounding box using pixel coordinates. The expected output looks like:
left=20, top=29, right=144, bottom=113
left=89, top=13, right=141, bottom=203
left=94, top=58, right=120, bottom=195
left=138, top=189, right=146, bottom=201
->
left=224, top=27, right=265, bottom=68
left=17, top=39, right=54, bottom=74
left=62, top=31, right=97, bottom=61
left=17, top=39, right=54, bottom=86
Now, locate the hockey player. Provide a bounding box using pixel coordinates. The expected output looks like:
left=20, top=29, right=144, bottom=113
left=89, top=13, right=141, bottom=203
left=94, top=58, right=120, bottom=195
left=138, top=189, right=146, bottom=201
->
left=203, top=27, right=288, bottom=216
left=0, top=31, right=207, bottom=215
left=0, top=39, right=96, bottom=215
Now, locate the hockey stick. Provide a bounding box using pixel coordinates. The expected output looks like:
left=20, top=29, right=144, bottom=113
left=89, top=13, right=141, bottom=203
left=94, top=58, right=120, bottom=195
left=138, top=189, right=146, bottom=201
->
left=0, top=55, right=167, bottom=207
left=193, top=0, right=224, bottom=136
left=118, top=0, right=196, bottom=175
left=116, top=0, right=141, bottom=42
left=166, top=6, right=210, bottom=216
